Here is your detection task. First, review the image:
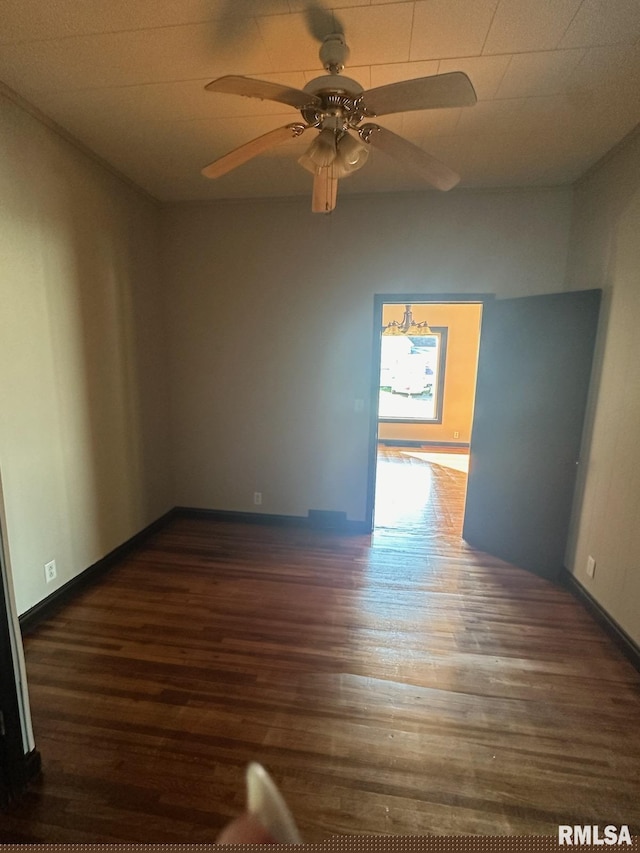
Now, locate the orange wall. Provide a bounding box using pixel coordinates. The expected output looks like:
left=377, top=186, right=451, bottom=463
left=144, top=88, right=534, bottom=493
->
left=378, top=302, right=482, bottom=444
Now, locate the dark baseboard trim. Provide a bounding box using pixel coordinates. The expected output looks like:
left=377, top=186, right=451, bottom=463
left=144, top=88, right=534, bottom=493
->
left=378, top=439, right=427, bottom=447
left=424, top=440, right=470, bottom=448
left=23, top=747, right=42, bottom=783
left=16, top=748, right=41, bottom=793
left=378, top=439, right=470, bottom=448
left=175, top=506, right=370, bottom=535
left=19, top=508, right=177, bottom=635
left=561, top=569, right=640, bottom=672
left=0, top=749, right=41, bottom=809
left=175, top=506, right=308, bottom=527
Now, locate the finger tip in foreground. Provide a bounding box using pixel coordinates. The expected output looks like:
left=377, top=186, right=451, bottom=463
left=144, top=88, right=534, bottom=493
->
left=217, top=813, right=277, bottom=844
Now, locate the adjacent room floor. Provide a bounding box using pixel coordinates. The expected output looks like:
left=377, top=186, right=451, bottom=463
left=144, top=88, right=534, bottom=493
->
left=374, top=444, right=469, bottom=537
left=2, top=447, right=639, bottom=841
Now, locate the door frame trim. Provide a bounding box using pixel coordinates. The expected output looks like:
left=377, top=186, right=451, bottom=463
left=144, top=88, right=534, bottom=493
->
left=365, top=293, right=494, bottom=533
left=0, top=505, right=40, bottom=804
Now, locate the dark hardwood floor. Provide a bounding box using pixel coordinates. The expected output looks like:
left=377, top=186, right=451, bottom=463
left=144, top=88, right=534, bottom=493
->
left=2, top=447, right=639, bottom=841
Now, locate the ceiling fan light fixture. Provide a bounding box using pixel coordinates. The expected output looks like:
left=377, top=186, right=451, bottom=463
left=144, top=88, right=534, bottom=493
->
left=298, top=150, right=318, bottom=175
left=336, top=132, right=369, bottom=173
left=303, top=127, right=337, bottom=169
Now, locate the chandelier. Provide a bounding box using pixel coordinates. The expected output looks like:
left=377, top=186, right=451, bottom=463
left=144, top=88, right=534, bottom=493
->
left=382, top=304, right=432, bottom=336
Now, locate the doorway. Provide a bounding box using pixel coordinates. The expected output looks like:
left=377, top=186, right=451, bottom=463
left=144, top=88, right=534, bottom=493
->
left=366, top=289, right=601, bottom=584
left=367, top=296, right=485, bottom=534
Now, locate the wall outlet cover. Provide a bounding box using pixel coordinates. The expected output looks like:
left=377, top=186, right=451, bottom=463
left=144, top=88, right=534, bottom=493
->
left=44, top=559, right=57, bottom=583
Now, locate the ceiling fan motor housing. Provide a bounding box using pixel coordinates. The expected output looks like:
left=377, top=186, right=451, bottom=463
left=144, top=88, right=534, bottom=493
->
left=302, top=74, right=365, bottom=128
left=303, top=75, right=364, bottom=98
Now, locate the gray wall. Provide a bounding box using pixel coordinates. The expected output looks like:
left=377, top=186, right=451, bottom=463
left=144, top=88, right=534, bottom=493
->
left=161, top=188, right=573, bottom=522
left=564, top=130, right=640, bottom=645
left=0, top=91, right=171, bottom=614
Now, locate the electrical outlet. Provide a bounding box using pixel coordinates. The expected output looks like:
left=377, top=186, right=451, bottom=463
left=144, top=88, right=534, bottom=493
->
left=44, top=559, right=57, bottom=583
left=253, top=491, right=262, bottom=506
left=453, top=431, right=460, bottom=439
left=586, top=555, right=596, bottom=578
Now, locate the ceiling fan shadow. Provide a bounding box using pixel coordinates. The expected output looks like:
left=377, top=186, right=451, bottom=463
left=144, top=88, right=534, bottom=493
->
left=207, top=1, right=344, bottom=52
left=304, top=2, right=345, bottom=43
left=208, top=0, right=289, bottom=50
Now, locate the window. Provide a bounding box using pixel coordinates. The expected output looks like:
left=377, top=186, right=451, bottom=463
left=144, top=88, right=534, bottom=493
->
left=378, top=328, right=447, bottom=423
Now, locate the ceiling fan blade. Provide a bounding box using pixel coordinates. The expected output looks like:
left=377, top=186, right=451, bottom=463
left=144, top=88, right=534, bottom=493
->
left=312, top=170, right=338, bottom=213
left=202, top=124, right=308, bottom=179
left=360, top=124, right=460, bottom=191
left=362, top=72, right=477, bottom=117
left=205, top=75, right=321, bottom=110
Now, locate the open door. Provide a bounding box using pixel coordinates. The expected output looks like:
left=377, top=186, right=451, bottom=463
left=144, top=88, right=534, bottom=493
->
left=463, top=289, right=601, bottom=580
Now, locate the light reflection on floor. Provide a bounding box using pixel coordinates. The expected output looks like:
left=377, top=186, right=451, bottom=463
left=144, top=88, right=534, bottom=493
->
left=363, top=444, right=472, bottom=657
left=401, top=451, right=470, bottom=473
left=373, top=445, right=470, bottom=537
left=374, top=452, right=435, bottom=530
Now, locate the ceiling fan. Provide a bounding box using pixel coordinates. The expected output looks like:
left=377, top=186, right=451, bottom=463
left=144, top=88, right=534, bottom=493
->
left=201, top=33, right=477, bottom=213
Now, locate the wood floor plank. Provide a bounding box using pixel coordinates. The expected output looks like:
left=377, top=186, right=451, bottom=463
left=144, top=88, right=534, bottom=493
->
left=1, top=448, right=639, bottom=840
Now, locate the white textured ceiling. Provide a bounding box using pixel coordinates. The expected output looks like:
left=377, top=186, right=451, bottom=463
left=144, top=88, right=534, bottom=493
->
left=1, top=0, right=640, bottom=203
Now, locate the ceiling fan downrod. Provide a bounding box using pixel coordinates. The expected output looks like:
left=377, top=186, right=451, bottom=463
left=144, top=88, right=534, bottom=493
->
left=319, top=33, right=350, bottom=74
